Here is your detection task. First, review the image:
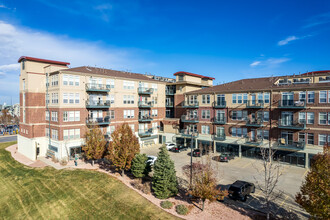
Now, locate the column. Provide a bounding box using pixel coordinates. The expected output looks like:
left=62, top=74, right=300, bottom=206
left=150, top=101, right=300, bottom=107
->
left=305, top=153, right=309, bottom=169
left=239, top=144, right=242, bottom=158
left=213, top=141, right=216, bottom=153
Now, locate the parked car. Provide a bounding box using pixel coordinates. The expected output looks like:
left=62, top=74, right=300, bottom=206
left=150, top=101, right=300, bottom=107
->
left=219, top=153, right=235, bottom=162
left=192, top=149, right=206, bottom=157
left=146, top=156, right=157, bottom=166
left=228, top=180, right=255, bottom=202
left=165, top=143, right=176, bottom=150
left=169, top=145, right=188, bottom=153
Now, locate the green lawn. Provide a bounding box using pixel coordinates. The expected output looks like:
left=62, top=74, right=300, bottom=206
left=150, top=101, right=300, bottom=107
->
left=0, top=142, right=178, bottom=220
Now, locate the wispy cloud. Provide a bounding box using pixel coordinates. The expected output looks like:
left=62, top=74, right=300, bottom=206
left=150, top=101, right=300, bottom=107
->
left=278, top=36, right=299, bottom=46
left=250, top=61, right=261, bottom=67
left=250, top=57, right=290, bottom=68
left=303, top=12, right=330, bottom=29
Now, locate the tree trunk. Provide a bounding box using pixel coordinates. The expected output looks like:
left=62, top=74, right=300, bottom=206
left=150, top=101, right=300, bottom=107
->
left=202, top=199, right=205, bottom=211
left=92, top=160, right=94, bottom=166
left=121, top=169, right=124, bottom=176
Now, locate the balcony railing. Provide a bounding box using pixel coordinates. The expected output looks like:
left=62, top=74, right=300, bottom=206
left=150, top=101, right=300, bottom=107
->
left=138, top=115, right=153, bottom=122
left=138, top=87, right=153, bottom=95
left=165, top=90, right=175, bottom=95
left=246, top=101, right=264, bottom=108
left=138, top=101, right=154, bottom=108
left=213, top=117, right=226, bottom=124
left=180, top=129, right=199, bottom=137
left=245, top=137, right=263, bottom=146
left=277, top=139, right=306, bottom=150
left=245, top=118, right=264, bottom=127
left=182, top=101, right=199, bottom=108
left=166, top=102, right=174, bottom=107
left=86, top=100, right=111, bottom=108
left=138, top=129, right=153, bottom=137
left=86, top=116, right=110, bottom=125
left=213, top=134, right=226, bottom=141
left=85, top=83, right=110, bottom=92
left=278, top=119, right=306, bottom=130
left=181, top=115, right=199, bottom=123
left=278, top=100, right=306, bottom=109
left=213, top=101, right=226, bottom=108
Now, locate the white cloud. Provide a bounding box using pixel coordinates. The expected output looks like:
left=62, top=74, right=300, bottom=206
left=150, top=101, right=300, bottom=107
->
left=267, top=58, right=290, bottom=64
left=277, top=36, right=299, bottom=46
left=0, top=63, right=20, bottom=71
left=250, top=61, right=261, bottom=67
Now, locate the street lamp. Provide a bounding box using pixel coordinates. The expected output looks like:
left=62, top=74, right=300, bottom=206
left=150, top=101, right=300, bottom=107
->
left=189, top=130, right=198, bottom=187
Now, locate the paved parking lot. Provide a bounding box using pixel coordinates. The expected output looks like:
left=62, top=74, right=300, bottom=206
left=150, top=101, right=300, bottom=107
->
left=141, top=144, right=309, bottom=219
left=0, top=135, right=17, bottom=143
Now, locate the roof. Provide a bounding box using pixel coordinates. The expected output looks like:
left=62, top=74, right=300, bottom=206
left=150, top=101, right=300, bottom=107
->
left=18, top=56, right=70, bottom=66
left=61, top=66, right=163, bottom=83
left=301, top=70, right=330, bottom=75
left=173, top=71, right=215, bottom=80
left=187, top=75, right=330, bottom=94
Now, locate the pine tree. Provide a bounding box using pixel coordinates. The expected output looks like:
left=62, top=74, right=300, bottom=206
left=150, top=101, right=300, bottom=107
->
left=82, top=126, right=106, bottom=165
left=106, top=123, right=140, bottom=175
left=131, top=153, right=151, bottom=178
left=152, top=146, right=178, bottom=199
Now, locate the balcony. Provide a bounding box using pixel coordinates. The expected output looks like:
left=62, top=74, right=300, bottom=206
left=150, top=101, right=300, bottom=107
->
left=182, top=101, right=199, bottom=108
left=166, top=102, right=174, bottom=107
left=138, top=87, right=153, bottom=95
left=138, top=101, right=154, bottom=108
left=166, top=90, right=175, bottom=95
left=246, top=101, right=264, bottom=108
left=138, top=129, right=153, bottom=137
left=213, top=117, right=226, bottom=125
left=180, top=129, right=199, bottom=137
left=278, top=120, right=306, bottom=130
left=138, top=115, right=153, bottom=122
left=86, top=116, right=110, bottom=126
left=85, top=83, right=110, bottom=92
left=86, top=100, right=111, bottom=109
left=245, top=137, right=263, bottom=146
left=213, top=134, right=226, bottom=141
left=213, top=101, right=226, bottom=108
left=245, top=118, right=264, bottom=127
left=277, top=139, right=306, bottom=150
left=278, top=100, right=306, bottom=109
left=181, top=115, right=199, bottom=123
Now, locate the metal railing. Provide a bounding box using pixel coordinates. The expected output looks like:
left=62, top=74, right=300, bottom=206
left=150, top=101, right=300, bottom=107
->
left=86, top=116, right=110, bottom=125
left=246, top=100, right=264, bottom=108
left=278, top=119, right=306, bottom=130
left=86, top=83, right=110, bottom=92
left=182, top=101, right=199, bottom=108
left=138, top=129, right=153, bottom=137
left=181, top=115, right=199, bottom=123
left=138, top=101, right=154, bottom=108
left=245, top=118, right=264, bottom=127
left=245, top=136, right=264, bottom=145
left=213, top=116, right=226, bottom=124
left=85, top=100, right=111, bottom=108
left=213, top=134, right=226, bottom=141
left=278, top=100, right=306, bottom=108
left=138, top=115, right=153, bottom=122
left=166, top=102, right=174, bottom=107
left=138, top=87, right=154, bottom=94
left=180, top=129, right=199, bottom=137
left=213, top=101, right=226, bottom=108
left=165, top=90, right=175, bottom=95
left=277, top=139, right=306, bottom=150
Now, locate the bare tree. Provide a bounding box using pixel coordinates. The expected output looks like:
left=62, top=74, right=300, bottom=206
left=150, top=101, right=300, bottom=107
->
left=253, top=146, right=283, bottom=220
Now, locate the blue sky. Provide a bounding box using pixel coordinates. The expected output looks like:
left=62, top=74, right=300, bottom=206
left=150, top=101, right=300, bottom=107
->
left=0, top=0, right=330, bottom=104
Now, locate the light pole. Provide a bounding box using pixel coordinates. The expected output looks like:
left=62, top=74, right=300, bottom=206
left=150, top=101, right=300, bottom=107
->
left=189, top=131, right=198, bottom=187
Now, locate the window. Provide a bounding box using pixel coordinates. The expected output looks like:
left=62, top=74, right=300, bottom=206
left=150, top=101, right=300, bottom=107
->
left=109, top=94, right=115, bottom=104
left=231, top=127, right=247, bottom=137
left=232, top=94, right=237, bottom=104
left=264, top=93, right=270, bottom=104
left=237, top=94, right=242, bottom=104
left=202, top=95, right=210, bottom=104
left=152, top=97, right=158, bottom=105
left=63, top=75, right=68, bottom=85
left=63, top=130, right=69, bottom=140
left=307, top=112, right=314, bottom=124
left=69, top=75, right=74, bottom=86
left=201, top=110, right=210, bottom=119
left=152, top=122, right=158, bottom=129
left=63, top=111, right=68, bottom=122
left=307, top=91, right=314, bottom=103
left=51, top=111, right=58, bottom=122
left=106, top=79, right=115, bottom=89
left=319, top=134, right=327, bottom=146
left=51, top=74, right=59, bottom=86
left=51, top=93, right=58, bottom=104
left=63, top=93, right=68, bottom=104
left=51, top=129, right=58, bottom=140
left=299, top=92, right=306, bottom=102
left=328, top=91, right=330, bottom=103
left=129, top=124, right=135, bottom=132
left=46, top=111, right=49, bottom=120
left=299, top=132, right=305, bottom=142
left=75, top=111, right=80, bottom=121
left=299, top=112, right=306, bottom=124
left=75, top=129, right=80, bottom=139
left=45, top=128, right=49, bottom=137
left=201, top=125, right=210, bottom=134
left=46, top=94, right=49, bottom=105
left=124, top=110, right=134, bottom=119
left=319, top=91, right=327, bottom=103
left=69, top=93, right=74, bottom=104
left=263, top=111, right=269, bottom=121
left=123, top=81, right=134, bottom=90
left=110, top=110, right=115, bottom=119
left=178, top=75, right=184, bottom=81
left=152, top=84, right=158, bottom=92
left=319, top=112, right=327, bottom=125
left=69, top=111, right=74, bottom=121
left=307, top=133, right=314, bottom=145
left=257, top=93, right=263, bottom=104
left=263, top=130, right=269, bottom=140
left=152, top=109, right=158, bottom=117
left=123, top=95, right=135, bottom=104
left=243, top=94, right=248, bottom=104
left=75, top=93, right=80, bottom=104
left=232, top=110, right=247, bottom=120
left=75, top=76, right=79, bottom=86
left=63, top=129, right=80, bottom=140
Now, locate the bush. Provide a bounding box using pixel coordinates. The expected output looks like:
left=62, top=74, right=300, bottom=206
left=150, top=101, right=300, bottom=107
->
left=131, top=179, right=152, bottom=194
left=175, top=204, right=189, bottom=215
left=131, top=153, right=151, bottom=178
left=160, top=201, right=173, bottom=209
left=60, top=159, right=68, bottom=166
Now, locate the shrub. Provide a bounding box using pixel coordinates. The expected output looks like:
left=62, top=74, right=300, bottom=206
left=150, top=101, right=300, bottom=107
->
left=160, top=201, right=173, bottom=209
left=60, top=159, right=68, bottom=166
left=175, top=204, right=189, bottom=215
left=131, top=153, right=151, bottom=178
left=131, top=179, right=152, bottom=194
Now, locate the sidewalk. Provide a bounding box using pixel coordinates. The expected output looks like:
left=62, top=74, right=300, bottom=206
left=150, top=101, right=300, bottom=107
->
left=0, top=134, right=17, bottom=138
left=38, top=156, right=99, bottom=170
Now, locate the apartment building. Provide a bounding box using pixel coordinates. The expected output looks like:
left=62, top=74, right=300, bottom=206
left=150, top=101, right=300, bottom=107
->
left=178, top=71, right=330, bottom=167
left=17, top=56, right=212, bottom=161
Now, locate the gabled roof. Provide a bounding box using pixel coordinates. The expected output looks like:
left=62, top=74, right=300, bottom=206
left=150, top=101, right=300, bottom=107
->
left=18, top=56, right=70, bottom=66
left=173, top=71, right=215, bottom=80
left=301, top=70, right=330, bottom=75
left=61, top=66, right=164, bottom=83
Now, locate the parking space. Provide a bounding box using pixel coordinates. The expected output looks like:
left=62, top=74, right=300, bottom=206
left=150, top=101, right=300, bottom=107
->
left=141, top=144, right=308, bottom=219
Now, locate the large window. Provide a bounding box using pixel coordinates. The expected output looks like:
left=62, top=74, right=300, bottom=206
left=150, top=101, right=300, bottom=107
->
left=124, top=81, right=135, bottom=90
left=318, top=134, right=327, bottom=146
left=232, top=110, right=247, bottom=120
left=63, top=129, right=80, bottom=140
left=202, top=95, right=210, bottom=104
left=264, top=93, right=270, bottom=103
left=63, top=111, right=80, bottom=122
left=106, top=79, right=115, bottom=89
left=307, top=112, right=314, bottom=124
left=307, top=133, right=314, bottom=145
left=201, top=125, right=210, bottom=134
left=51, top=111, right=58, bottom=122
left=152, top=109, right=158, bottom=117
left=201, top=110, right=210, bottom=119
left=63, top=74, right=79, bottom=86
left=307, top=91, right=315, bottom=103
left=299, top=112, right=306, bottom=124
left=232, top=94, right=237, bottom=104
left=299, top=92, right=306, bottom=102
left=319, top=91, right=327, bottom=103
left=123, top=95, right=135, bottom=104
left=45, top=111, right=49, bottom=121
left=124, top=110, right=134, bottom=119
left=231, top=127, right=247, bottom=137
left=51, top=93, right=58, bottom=104
left=51, top=129, right=58, bottom=140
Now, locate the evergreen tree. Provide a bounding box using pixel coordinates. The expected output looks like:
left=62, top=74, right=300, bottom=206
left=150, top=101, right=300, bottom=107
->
left=131, top=153, right=151, bottom=178
left=152, top=146, right=178, bottom=199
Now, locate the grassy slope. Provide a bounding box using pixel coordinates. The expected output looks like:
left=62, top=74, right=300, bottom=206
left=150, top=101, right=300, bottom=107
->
left=0, top=142, right=178, bottom=220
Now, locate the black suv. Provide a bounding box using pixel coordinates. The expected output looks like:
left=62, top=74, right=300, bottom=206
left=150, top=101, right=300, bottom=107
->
left=192, top=149, right=206, bottom=157
left=219, top=153, right=235, bottom=162
left=228, top=180, right=255, bottom=202
left=169, top=145, right=188, bottom=153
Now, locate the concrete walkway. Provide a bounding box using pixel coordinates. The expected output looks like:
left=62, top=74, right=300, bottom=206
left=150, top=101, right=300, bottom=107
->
left=38, top=156, right=99, bottom=170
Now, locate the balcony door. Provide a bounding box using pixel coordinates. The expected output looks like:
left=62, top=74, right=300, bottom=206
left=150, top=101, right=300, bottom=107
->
left=216, top=127, right=225, bottom=137
left=216, top=94, right=225, bottom=105
left=282, top=92, right=294, bottom=106
left=216, top=110, right=225, bottom=121
left=251, top=129, right=256, bottom=141
left=189, top=110, right=198, bottom=119
left=281, top=111, right=293, bottom=126
left=281, top=131, right=293, bottom=145
left=251, top=94, right=256, bottom=105
left=189, top=95, right=197, bottom=105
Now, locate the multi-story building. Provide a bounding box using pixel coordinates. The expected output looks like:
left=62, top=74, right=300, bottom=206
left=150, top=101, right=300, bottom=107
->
left=17, top=56, right=212, bottom=161
left=178, top=71, right=330, bottom=167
